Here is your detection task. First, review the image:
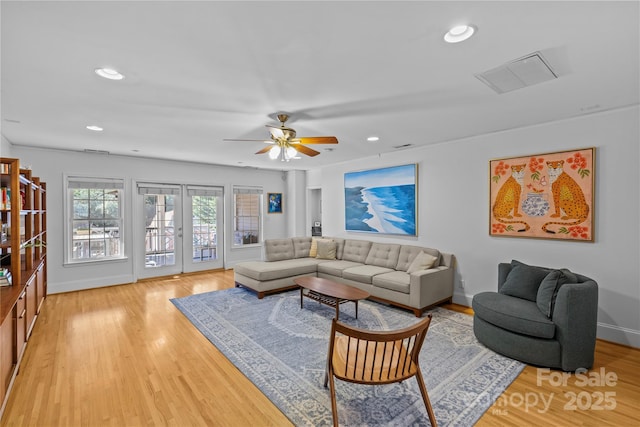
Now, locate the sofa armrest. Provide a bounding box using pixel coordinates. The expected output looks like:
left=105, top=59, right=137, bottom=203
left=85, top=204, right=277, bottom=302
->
left=552, top=280, right=598, bottom=371
left=409, top=266, right=454, bottom=308
left=439, top=252, right=454, bottom=268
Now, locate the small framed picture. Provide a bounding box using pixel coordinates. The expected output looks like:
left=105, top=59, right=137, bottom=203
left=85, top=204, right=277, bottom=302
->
left=267, top=193, right=283, bottom=214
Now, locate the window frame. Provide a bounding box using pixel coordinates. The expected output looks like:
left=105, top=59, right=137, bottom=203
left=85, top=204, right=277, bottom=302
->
left=232, top=186, right=262, bottom=248
left=64, top=176, right=126, bottom=265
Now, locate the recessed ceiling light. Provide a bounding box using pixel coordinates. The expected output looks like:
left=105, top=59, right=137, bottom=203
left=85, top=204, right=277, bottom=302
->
left=95, top=68, right=124, bottom=80
left=444, top=25, right=476, bottom=43
left=86, top=125, right=104, bottom=132
left=367, top=136, right=380, bottom=142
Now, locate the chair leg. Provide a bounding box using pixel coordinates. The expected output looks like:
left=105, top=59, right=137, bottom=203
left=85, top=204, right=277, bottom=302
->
left=415, top=369, right=437, bottom=427
left=327, top=373, right=340, bottom=427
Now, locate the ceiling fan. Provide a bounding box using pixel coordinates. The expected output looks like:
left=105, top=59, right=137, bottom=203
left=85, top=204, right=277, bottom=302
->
left=224, top=114, right=338, bottom=161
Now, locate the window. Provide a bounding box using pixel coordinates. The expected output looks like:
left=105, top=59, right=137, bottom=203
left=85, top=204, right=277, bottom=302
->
left=66, top=177, right=125, bottom=263
left=233, top=186, right=262, bottom=247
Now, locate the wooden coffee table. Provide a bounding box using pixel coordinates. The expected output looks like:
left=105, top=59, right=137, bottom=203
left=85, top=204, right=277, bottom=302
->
left=295, top=276, right=370, bottom=320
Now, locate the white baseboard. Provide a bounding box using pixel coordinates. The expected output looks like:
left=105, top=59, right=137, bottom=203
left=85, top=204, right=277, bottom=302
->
left=452, top=291, right=639, bottom=349
left=596, top=322, right=640, bottom=349
left=452, top=290, right=472, bottom=307
left=48, top=274, right=135, bottom=294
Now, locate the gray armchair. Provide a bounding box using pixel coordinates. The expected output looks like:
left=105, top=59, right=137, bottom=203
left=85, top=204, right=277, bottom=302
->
left=472, top=262, right=598, bottom=372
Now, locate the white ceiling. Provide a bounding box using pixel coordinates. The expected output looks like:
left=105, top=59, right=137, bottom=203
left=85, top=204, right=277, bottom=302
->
left=2, top=1, right=638, bottom=171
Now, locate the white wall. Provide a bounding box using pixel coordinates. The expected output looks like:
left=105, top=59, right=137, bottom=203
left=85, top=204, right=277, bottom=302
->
left=10, top=147, right=289, bottom=293
left=286, top=169, right=307, bottom=237
left=314, top=107, right=640, bottom=347
left=1, top=135, right=12, bottom=157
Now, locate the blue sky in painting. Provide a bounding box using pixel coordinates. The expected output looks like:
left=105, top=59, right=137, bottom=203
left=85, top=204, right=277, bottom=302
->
left=344, top=164, right=416, bottom=188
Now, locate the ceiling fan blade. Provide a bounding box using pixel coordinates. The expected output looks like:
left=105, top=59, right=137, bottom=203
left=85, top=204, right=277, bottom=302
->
left=296, top=136, right=338, bottom=144
left=224, top=138, right=273, bottom=143
left=255, top=146, right=273, bottom=155
left=294, top=144, right=321, bottom=157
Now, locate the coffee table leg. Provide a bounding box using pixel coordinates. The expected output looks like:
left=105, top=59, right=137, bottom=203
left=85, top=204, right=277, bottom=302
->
left=355, top=301, right=358, bottom=319
left=335, top=298, right=339, bottom=320
left=300, top=288, right=303, bottom=309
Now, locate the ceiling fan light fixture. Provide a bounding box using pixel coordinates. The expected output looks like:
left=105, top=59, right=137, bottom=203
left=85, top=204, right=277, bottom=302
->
left=268, top=145, right=281, bottom=159
left=286, top=146, right=297, bottom=159
left=444, top=25, right=475, bottom=43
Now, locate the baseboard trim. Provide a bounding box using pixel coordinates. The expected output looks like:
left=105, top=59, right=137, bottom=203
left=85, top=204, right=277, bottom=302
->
left=452, top=291, right=472, bottom=307
left=453, top=291, right=639, bottom=349
left=48, top=274, right=135, bottom=294
left=596, top=322, right=640, bottom=349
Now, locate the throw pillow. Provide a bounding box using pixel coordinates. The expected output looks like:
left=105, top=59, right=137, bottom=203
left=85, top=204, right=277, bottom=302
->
left=499, top=260, right=550, bottom=302
left=536, top=268, right=578, bottom=317
left=316, top=239, right=337, bottom=260
left=407, top=251, right=438, bottom=274
left=309, top=238, right=319, bottom=257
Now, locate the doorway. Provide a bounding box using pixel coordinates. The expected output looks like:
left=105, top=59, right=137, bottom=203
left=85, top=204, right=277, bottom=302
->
left=137, top=183, right=223, bottom=279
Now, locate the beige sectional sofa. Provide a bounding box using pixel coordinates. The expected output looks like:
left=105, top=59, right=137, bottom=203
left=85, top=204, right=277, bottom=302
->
left=233, top=236, right=454, bottom=317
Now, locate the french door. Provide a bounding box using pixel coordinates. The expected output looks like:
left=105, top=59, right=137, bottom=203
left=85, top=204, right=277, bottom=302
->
left=137, top=183, right=223, bottom=279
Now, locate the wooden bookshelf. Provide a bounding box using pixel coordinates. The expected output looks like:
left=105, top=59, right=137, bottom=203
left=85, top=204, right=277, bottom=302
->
left=0, top=158, right=46, bottom=418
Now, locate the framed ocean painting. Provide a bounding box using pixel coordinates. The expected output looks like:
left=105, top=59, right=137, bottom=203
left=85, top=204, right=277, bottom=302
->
left=489, top=147, right=595, bottom=241
left=344, top=164, right=417, bottom=235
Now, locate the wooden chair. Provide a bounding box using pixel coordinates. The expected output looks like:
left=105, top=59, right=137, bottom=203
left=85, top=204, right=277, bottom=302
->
left=324, top=314, right=437, bottom=426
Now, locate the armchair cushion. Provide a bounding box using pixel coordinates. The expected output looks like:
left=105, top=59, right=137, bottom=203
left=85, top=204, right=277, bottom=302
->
left=499, top=260, right=550, bottom=302
left=473, top=291, right=556, bottom=339
left=537, top=269, right=578, bottom=317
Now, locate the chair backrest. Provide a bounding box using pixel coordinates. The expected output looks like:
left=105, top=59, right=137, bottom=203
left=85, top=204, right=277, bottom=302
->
left=328, top=315, right=432, bottom=385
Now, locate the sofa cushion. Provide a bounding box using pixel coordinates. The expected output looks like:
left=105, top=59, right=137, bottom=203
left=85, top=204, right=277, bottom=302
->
left=316, top=239, right=337, bottom=260
left=292, top=237, right=312, bottom=258
left=396, top=245, right=440, bottom=272
left=473, top=292, right=556, bottom=339
left=264, top=239, right=295, bottom=262
left=317, top=260, right=364, bottom=277
left=342, top=240, right=373, bottom=263
left=372, top=271, right=410, bottom=294
left=406, top=251, right=438, bottom=274
left=499, top=260, right=551, bottom=302
left=343, top=265, right=394, bottom=284
left=537, top=269, right=578, bottom=317
left=234, top=258, right=318, bottom=281
left=365, top=243, right=401, bottom=269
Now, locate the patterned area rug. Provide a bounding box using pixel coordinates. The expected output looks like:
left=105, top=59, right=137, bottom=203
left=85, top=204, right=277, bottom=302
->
left=171, top=288, right=524, bottom=426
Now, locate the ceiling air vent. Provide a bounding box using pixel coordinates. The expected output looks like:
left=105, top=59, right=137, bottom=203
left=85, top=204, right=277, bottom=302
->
left=475, top=51, right=558, bottom=94
left=393, top=143, right=413, bottom=149
left=84, top=149, right=110, bottom=155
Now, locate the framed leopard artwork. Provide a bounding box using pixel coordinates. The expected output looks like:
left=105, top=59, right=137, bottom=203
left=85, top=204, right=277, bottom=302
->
left=489, top=147, right=595, bottom=241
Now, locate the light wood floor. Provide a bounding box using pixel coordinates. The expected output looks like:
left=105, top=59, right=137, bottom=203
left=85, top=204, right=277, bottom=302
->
left=2, top=270, right=638, bottom=426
